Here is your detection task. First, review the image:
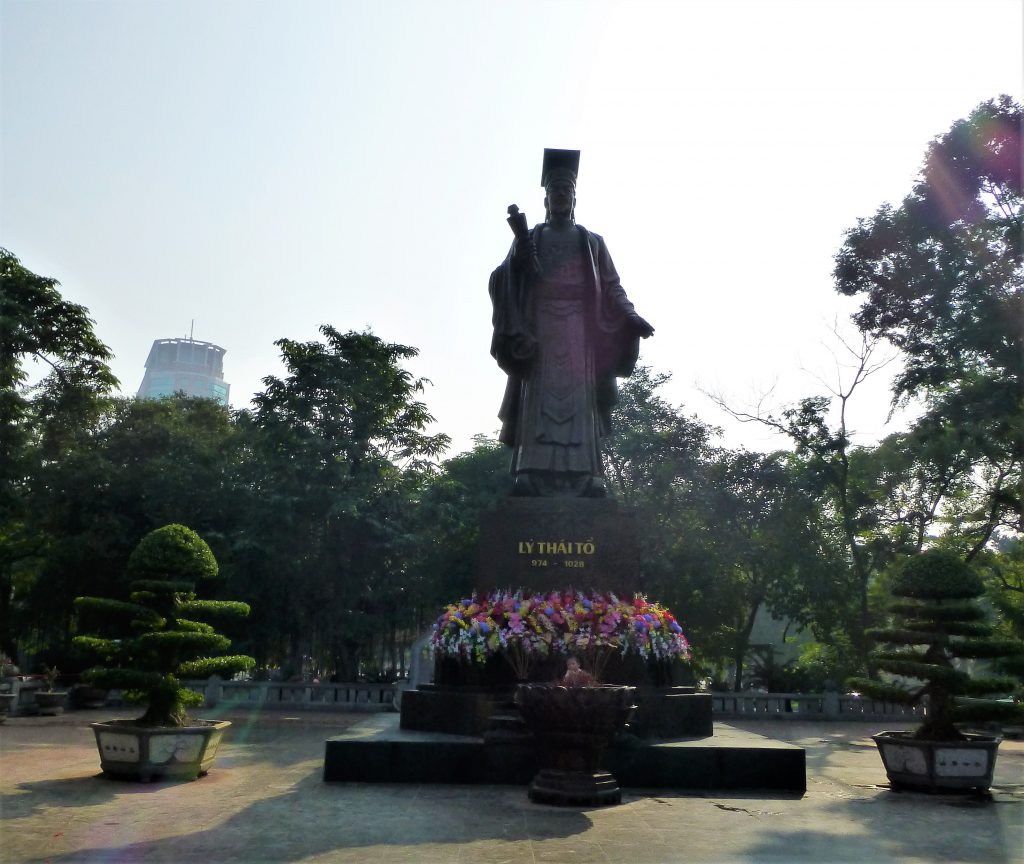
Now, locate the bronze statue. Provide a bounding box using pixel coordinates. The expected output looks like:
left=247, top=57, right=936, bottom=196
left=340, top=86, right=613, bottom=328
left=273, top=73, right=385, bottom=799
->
left=489, top=149, right=654, bottom=497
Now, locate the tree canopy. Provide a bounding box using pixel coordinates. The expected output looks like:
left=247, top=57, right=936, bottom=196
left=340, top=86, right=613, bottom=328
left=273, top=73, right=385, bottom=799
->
left=834, top=95, right=1022, bottom=553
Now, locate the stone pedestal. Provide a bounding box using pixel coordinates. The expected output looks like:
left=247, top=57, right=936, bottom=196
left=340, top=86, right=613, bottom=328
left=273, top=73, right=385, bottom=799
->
left=325, top=714, right=808, bottom=792
left=401, top=682, right=712, bottom=739
left=477, top=498, right=639, bottom=594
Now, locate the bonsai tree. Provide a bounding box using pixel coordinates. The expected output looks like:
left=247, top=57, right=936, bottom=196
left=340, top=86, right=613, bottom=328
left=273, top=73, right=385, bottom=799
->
left=850, top=550, right=1024, bottom=740
left=41, top=664, right=61, bottom=693
left=74, top=524, right=255, bottom=727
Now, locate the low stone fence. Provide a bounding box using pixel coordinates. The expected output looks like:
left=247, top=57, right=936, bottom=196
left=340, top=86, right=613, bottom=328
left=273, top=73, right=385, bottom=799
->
left=3, top=675, right=928, bottom=722
left=183, top=678, right=399, bottom=712
left=710, top=691, right=927, bottom=721
left=1, top=678, right=45, bottom=715
left=190, top=681, right=924, bottom=720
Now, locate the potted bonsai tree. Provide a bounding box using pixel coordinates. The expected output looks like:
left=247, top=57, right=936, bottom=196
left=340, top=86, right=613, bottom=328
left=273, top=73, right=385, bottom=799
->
left=34, top=665, right=68, bottom=715
left=850, top=550, right=1024, bottom=792
left=74, top=524, right=255, bottom=781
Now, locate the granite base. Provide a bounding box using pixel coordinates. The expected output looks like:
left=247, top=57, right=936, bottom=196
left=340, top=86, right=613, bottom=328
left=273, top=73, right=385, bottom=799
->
left=324, top=714, right=806, bottom=792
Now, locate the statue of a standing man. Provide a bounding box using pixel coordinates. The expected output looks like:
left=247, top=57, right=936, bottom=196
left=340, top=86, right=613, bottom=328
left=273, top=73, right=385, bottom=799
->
left=489, top=149, right=654, bottom=498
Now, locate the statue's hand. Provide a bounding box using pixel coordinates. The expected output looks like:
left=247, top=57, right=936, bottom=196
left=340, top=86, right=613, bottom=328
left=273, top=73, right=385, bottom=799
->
left=630, top=313, right=655, bottom=338
left=510, top=333, right=538, bottom=362
left=513, top=237, right=538, bottom=268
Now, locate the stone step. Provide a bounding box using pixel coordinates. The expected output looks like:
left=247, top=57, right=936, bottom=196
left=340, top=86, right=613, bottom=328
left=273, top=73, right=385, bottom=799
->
left=325, top=715, right=806, bottom=792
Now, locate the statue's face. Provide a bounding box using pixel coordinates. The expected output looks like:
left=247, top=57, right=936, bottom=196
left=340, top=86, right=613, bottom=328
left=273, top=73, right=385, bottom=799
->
left=566, top=657, right=581, bottom=673
left=545, top=179, right=576, bottom=219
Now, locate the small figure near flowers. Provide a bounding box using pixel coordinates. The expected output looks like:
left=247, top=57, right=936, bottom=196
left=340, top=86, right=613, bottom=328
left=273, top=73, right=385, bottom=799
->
left=562, top=655, right=594, bottom=687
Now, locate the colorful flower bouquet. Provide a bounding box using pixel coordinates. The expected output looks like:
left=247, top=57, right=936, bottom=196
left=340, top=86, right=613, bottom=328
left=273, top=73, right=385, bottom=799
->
left=431, top=589, right=691, bottom=681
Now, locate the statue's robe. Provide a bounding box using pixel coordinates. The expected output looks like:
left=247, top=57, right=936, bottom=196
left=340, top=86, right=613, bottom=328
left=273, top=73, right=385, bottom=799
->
left=488, top=223, right=641, bottom=486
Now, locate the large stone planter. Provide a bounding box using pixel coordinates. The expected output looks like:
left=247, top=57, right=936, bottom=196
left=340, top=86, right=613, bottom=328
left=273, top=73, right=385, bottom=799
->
left=872, top=730, right=1001, bottom=793
left=516, top=683, right=635, bottom=806
left=91, top=719, right=231, bottom=782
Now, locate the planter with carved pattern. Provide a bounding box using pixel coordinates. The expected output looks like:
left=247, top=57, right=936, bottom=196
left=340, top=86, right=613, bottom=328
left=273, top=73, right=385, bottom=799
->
left=91, top=719, right=231, bottom=782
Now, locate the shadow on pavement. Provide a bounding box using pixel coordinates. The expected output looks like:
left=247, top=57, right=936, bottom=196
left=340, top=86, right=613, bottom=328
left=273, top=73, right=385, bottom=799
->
left=1, top=772, right=187, bottom=820
left=738, top=785, right=1021, bottom=864
left=19, top=766, right=594, bottom=863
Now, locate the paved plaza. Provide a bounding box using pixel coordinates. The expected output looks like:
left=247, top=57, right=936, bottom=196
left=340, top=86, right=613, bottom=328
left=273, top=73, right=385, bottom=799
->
left=1, top=707, right=1021, bottom=863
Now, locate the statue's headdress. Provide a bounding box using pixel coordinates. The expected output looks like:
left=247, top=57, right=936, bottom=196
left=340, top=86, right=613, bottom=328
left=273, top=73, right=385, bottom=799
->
left=541, top=148, right=580, bottom=187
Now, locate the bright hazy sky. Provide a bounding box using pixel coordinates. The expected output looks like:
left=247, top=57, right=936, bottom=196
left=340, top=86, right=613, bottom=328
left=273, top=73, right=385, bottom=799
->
left=3, top=1, right=1021, bottom=456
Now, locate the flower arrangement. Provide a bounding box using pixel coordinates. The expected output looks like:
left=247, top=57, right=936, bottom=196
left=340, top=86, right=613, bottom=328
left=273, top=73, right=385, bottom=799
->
left=431, top=589, right=691, bottom=680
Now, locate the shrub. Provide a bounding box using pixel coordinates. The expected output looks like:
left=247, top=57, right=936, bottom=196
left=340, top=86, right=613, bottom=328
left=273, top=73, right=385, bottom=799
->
left=74, top=524, right=255, bottom=726
left=849, top=550, right=1024, bottom=740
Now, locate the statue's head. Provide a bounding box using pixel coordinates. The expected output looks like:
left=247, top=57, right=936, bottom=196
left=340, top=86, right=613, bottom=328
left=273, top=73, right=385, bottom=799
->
left=542, top=148, right=579, bottom=223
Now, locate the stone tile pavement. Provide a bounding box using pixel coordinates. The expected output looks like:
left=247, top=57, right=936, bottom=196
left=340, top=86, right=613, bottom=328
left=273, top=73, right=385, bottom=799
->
left=1, top=707, right=1021, bottom=863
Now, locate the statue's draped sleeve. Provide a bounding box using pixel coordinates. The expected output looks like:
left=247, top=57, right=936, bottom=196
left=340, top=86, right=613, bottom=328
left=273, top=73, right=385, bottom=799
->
left=586, top=229, right=642, bottom=379
left=584, top=229, right=641, bottom=435
left=488, top=236, right=533, bottom=446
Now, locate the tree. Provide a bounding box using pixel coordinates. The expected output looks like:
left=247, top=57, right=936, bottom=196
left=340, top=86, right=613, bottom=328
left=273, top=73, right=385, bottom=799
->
left=603, top=368, right=734, bottom=667
left=0, top=249, right=117, bottom=657
left=834, top=95, right=1022, bottom=557
left=703, top=449, right=840, bottom=690
left=16, top=395, right=238, bottom=664
left=603, top=368, right=840, bottom=684
left=229, top=326, right=449, bottom=679
left=709, top=334, right=905, bottom=671
left=406, top=435, right=510, bottom=626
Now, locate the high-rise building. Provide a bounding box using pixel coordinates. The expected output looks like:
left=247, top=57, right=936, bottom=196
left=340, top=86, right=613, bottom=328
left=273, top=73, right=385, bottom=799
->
left=137, top=338, right=230, bottom=405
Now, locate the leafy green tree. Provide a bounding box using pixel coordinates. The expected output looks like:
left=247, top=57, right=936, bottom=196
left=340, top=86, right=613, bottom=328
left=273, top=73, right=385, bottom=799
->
left=604, top=368, right=846, bottom=685
left=604, top=366, right=717, bottom=515
left=976, top=539, right=1024, bottom=683
left=18, top=395, right=238, bottom=663
left=0, top=249, right=117, bottom=657
left=834, top=95, right=1022, bottom=557
left=228, top=326, right=449, bottom=679
left=604, top=368, right=729, bottom=664
left=703, top=449, right=841, bottom=690
left=712, top=335, right=905, bottom=671
left=407, top=435, right=510, bottom=620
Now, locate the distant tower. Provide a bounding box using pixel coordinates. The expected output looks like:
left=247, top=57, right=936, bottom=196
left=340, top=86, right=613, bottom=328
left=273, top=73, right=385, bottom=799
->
left=137, top=338, right=230, bottom=405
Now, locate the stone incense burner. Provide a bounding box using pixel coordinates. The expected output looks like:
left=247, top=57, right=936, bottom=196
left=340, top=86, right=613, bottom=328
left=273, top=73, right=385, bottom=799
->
left=515, top=683, right=636, bottom=806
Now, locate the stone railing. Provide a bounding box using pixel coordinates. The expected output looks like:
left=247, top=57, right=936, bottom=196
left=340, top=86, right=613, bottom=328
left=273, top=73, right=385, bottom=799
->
left=1, top=677, right=45, bottom=715
left=2, top=674, right=927, bottom=721
left=183, top=678, right=399, bottom=712
left=710, top=691, right=927, bottom=721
